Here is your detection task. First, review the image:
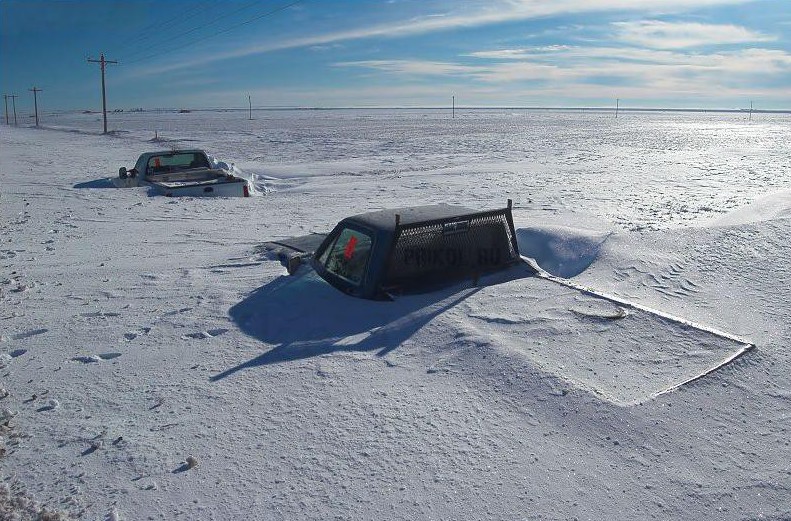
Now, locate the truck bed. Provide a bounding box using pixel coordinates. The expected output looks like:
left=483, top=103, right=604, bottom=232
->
left=147, top=168, right=249, bottom=197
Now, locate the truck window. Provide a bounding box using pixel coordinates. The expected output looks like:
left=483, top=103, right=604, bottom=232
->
left=318, top=228, right=372, bottom=285
left=147, top=153, right=202, bottom=174
left=189, top=153, right=210, bottom=169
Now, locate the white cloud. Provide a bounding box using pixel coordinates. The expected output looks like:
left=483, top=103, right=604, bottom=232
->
left=469, top=45, right=791, bottom=71
left=468, top=46, right=582, bottom=60
left=309, top=43, right=345, bottom=52
left=194, top=75, right=788, bottom=109
left=333, top=60, right=485, bottom=77
left=336, top=46, right=791, bottom=99
left=613, top=20, right=774, bottom=48
left=335, top=59, right=563, bottom=83
left=129, top=0, right=757, bottom=76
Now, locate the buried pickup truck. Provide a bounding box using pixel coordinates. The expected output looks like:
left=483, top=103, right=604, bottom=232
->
left=263, top=201, right=522, bottom=299
left=115, top=149, right=251, bottom=197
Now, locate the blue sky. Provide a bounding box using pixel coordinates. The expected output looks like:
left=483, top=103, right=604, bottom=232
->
left=1, top=0, right=790, bottom=111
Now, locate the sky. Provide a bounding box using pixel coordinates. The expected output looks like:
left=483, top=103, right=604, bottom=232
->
left=1, top=0, right=790, bottom=111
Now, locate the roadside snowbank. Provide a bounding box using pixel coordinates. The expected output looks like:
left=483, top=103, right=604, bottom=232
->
left=208, top=155, right=271, bottom=195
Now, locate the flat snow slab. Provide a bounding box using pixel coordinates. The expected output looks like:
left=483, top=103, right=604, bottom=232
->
left=458, top=275, right=749, bottom=405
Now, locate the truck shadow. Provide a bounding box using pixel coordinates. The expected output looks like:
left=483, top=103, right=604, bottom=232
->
left=73, top=178, right=116, bottom=189
left=215, top=267, right=526, bottom=381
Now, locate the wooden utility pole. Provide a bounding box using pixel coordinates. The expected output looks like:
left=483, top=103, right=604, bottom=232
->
left=29, top=87, right=42, bottom=127
left=87, top=53, right=118, bottom=134
left=9, top=94, right=18, bottom=125
left=248, top=94, right=252, bottom=120
left=749, top=100, right=753, bottom=121
left=452, top=95, right=455, bottom=119
left=2, top=95, right=8, bottom=125
left=615, top=98, right=619, bottom=118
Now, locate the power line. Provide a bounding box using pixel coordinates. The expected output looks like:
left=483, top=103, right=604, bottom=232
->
left=9, top=94, right=18, bottom=125
left=29, top=87, right=42, bottom=127
left=124, top=0, right=304, bottom=66
left=117, top=0, right=218, bottom=49
left=124, top=1, right=254, bottom=62
left=110, top=1, right=222, bottom=59
left=120, top=0, right=277, bottom=63
left=2, top=94, right=19, bottom=126
left=87, top=54, right=118, bottom=134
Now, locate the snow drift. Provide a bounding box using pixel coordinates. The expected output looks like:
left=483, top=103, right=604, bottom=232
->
left=515, top=225, right=611, bottom=277
left=711, top=189, right=791, bottom=226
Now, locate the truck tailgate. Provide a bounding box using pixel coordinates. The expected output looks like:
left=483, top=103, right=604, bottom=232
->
left=151, top=177, right=249, bottom=197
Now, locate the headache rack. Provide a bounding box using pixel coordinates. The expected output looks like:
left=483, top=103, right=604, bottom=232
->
left=383, top=203, right=520, bottom=291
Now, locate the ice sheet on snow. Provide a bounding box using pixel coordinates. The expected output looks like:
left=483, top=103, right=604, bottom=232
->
left=455, top=274, right=748, bottom=406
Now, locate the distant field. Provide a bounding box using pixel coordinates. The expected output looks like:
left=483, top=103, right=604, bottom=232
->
left=36, top=108, right=791, bottom=231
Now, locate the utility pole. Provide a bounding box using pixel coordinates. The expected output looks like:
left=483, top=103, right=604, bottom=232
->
left=248, top=94, right=252, bottom=120
left=2, top=95, right=7, bottom=125
left=87, top=53, right=118, bottom=134
left=29, top=87, right=42, bottom=127
left=615, top=98, right=619, bottom=118
left=452, top=95, right=455, bottom=119
left=9, top=94, right=18, bottom=125
left=749, top=100, right=753, bottom=121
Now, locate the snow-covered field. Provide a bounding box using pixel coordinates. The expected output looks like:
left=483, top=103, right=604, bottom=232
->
left=1, top=110, right=790, bottom=520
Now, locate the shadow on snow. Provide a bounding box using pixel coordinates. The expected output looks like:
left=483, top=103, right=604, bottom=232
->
left=214, top=267, right=528, bottom=381
left=73, top=178, right=117, bottom=189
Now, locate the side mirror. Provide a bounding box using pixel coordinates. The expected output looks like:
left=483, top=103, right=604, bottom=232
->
left=119, top=167, right=128, bottom=179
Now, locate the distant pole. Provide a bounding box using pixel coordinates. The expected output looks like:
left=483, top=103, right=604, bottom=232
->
left=10, top=94, right=18, bottom=125
left=749, top=100, right=753, bottom=121
left=87, top=53, right=119, bottom=134
left=615, top=98, right=619, bottom=118
left=452, top=95, right=455, bottom=119
left=29, top=87, right=42, bottom=126
left=2, top=95, right=7, bottom=125
left=248, top=94, right=252, bottom=120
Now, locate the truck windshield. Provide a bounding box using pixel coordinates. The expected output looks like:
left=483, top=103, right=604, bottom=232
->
left=317, top=228, right=373, bottom=285
left=147, top=153, right=210, bottom=174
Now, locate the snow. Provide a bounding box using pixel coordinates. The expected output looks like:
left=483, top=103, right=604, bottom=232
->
left=1, top=110, right=791, bottom=520
left=516, top=225, right=611, bottom=277
left=711, top=189, right=791, bottom=226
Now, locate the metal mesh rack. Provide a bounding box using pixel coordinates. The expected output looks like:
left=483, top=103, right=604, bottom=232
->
left=384, top=205, right=520, bottom=289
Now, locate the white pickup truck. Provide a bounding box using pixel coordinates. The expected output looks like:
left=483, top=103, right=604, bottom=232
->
left=116, top=149, right=251, bottom=197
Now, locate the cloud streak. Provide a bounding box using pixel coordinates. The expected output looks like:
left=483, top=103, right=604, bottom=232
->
left=337, top=45, right=791, bottom=99
left=613, top=20, right=774, bottom=48
left=130, top=0, right=758, bottom=76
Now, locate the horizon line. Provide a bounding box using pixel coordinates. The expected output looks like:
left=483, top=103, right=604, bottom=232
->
left=42, top=106, right=791, bottom=115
